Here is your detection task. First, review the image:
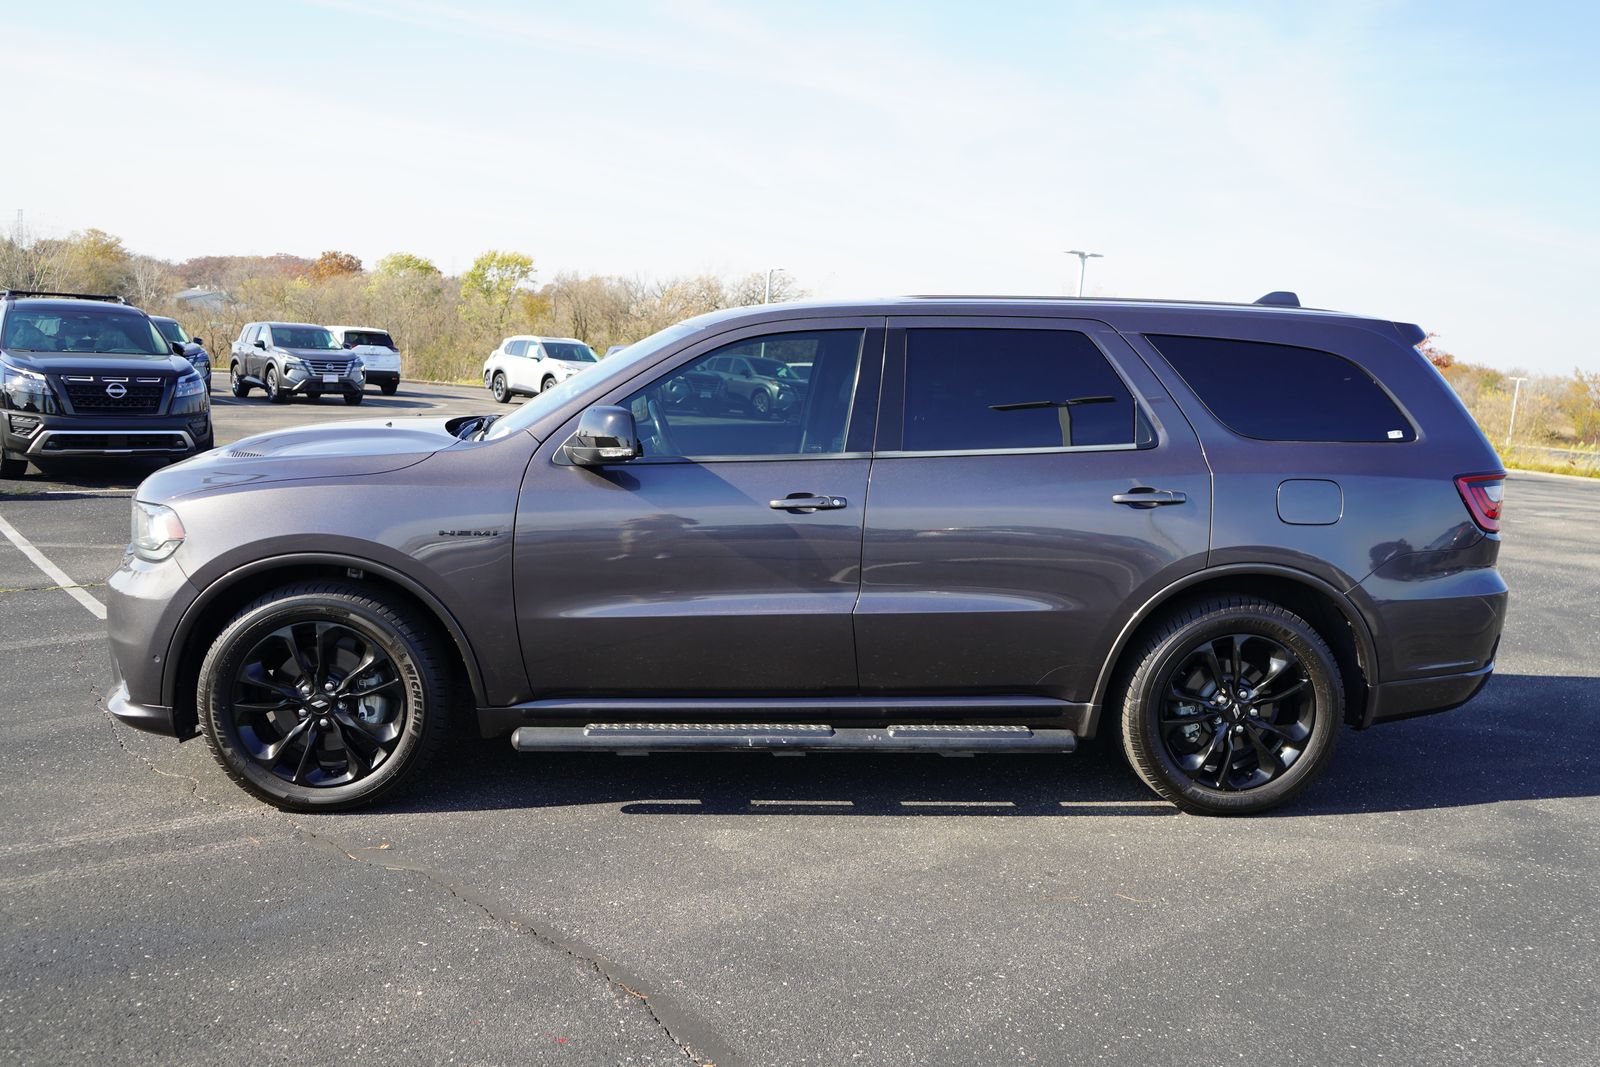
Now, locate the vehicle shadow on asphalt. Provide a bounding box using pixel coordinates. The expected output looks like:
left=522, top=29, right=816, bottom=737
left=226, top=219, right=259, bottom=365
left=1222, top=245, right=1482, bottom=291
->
left=394, top=674, right=1594, bottom=818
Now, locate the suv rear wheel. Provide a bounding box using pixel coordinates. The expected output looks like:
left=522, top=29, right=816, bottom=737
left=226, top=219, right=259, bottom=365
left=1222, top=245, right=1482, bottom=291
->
left=197, top=582, right=451, bottom=811
left=491, top=371, right=510, bottom=404
left=229, top=362, right=250, bottom=397
left=1119, top=596, right=1341, bottom=816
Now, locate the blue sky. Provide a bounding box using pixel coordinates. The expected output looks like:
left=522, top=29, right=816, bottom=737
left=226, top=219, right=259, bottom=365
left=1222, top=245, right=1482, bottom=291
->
left=5, top=1, right=1595, bottom=372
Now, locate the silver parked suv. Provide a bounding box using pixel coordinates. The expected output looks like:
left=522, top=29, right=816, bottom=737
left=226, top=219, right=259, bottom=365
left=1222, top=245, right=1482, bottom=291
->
left=106, top=294, right=1508, bottom=816
left=229, top=322, right=365, bottom=405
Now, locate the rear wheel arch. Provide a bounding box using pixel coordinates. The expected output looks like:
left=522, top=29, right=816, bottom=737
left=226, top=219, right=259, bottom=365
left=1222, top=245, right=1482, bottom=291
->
left=165, top=554, right=486, bottom=739
left=1093, top=565, right=1376, bottom=731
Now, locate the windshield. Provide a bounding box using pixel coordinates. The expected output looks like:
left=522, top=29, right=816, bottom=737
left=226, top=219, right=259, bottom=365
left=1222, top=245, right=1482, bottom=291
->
left=345, top=330, right=396, bottom=349
left=153, top=319, right=191, bottom=345
left=545, top=342, right=597, bottom=363
left=484, top=320, right=703, bottom=441
left=2, top=307, right=169, bottom=355
left=272, top=325, right=341, bottom=350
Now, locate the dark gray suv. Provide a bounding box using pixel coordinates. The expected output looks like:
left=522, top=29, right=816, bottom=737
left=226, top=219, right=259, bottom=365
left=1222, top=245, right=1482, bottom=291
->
left=104, top=295, right=1508, bottom=815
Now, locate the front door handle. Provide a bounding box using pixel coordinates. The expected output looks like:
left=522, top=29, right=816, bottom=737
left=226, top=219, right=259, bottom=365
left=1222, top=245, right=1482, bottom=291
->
left=1112, top=488, right=1187, bottom=507
left=770, top=494, right=848, bottom=511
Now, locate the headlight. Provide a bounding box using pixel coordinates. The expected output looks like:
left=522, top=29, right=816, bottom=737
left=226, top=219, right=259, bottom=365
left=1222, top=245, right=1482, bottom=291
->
left=171, top=373, right=210, bottom=414
left=131, top=501, right=186, bottom=561
left=1, top=360, right=57, bottom=414
left=284, top=360, right=309, bottom=377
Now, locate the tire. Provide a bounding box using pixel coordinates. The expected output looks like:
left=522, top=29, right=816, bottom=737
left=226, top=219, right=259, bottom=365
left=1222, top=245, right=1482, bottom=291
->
left=230, top=363, right=250, bottom=398
left=491, top=372, right=510, bottom=404
left=1118, top=596, right=1342, bottom=816
left=540, top=375, right=558, bottom=394
left=751, top=389, right=771, bottom=417
left=0, top=451, right=26, bottom=479
left=381, top=381, right=398, bottom=396
left=343, top=391, right=364, bottom=406
left=265, top=367, right=289, bottom=404
left=197, top=581, right=451, bottom=811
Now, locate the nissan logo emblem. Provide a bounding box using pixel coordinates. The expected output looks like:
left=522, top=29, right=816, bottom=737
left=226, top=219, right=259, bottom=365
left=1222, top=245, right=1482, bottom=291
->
left=105, top=382, right=127, bottom=399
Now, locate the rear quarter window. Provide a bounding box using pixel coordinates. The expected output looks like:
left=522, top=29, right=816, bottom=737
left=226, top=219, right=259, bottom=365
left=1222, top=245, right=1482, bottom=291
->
left=1146, top=334, right=1415, bottom=443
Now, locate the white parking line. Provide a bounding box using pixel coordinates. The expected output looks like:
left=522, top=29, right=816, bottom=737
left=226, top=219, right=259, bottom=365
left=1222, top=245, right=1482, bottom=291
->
left=0, top=509, right=107, bottom=620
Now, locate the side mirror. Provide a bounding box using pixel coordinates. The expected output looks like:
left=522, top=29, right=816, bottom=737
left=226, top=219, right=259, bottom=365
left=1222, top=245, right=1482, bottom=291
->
left=254, top=339, right=267, bottom=349
left=563, top=405, right=641, bottom=466
left=170, top=341, right=186, bottom=355
left=192, top=336, right=204, bottom=346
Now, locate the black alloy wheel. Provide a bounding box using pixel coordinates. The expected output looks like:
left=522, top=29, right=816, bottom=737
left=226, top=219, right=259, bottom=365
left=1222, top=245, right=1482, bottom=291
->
left=1158, top=633, right=1314, bottom=791
left=198, top=582, right=450, bottom=810
left=1120, top=596, right=1341, bottom=815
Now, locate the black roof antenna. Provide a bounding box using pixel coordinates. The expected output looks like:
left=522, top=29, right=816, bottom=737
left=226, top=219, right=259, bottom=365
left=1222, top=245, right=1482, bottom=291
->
left=1254, top=291, right=1300, bottom=307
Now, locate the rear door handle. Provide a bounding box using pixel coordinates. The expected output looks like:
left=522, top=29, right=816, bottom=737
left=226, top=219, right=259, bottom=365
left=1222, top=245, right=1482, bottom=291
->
left=1112, top=488, right=1187, bottom=507
left=770, top=494, right=848, bottom=511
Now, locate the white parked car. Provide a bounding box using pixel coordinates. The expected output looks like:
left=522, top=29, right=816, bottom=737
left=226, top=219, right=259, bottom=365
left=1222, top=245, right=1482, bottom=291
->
left=328, top=325, right=403, bottom=395
left=482, top=335, right=599, bottom=404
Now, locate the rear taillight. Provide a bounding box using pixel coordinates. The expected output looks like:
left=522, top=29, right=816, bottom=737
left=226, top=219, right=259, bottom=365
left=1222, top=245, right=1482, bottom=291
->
left=1455, top=472, right=1505, bottom=533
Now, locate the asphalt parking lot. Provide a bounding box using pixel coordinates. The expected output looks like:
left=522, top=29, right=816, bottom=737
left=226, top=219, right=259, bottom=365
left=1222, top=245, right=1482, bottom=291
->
left=1, top=385, right=1595, bottom=1066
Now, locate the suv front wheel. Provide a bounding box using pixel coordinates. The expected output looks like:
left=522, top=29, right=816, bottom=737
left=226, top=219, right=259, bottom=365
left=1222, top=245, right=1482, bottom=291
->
left=1119, top=596, right=1342, bottom=816
left=197, top=582, right=451, bottom=811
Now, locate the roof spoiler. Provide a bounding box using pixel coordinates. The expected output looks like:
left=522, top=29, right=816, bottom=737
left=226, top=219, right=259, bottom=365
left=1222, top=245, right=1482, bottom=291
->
left=0, top=289, right=127, bottom=304
left=1253, top=291, right=1300, bottom=307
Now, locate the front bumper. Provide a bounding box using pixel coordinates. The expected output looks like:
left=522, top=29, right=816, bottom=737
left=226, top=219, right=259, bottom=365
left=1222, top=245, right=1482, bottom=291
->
left=4, top=410, right=212, bottom=458
left=106, top=681, right=178, bottom=736
left=283, top=373, right=363, bottom=397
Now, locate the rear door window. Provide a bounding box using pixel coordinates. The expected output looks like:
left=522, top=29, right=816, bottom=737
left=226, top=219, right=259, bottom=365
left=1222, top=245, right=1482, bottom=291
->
left=899, top=328, right=1138, bottom=452
left=1146, top=335, right=1415, bottom=442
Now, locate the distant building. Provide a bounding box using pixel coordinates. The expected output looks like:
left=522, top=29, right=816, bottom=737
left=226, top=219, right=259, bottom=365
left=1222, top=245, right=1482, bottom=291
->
left=173, top=287, right=231, bottom=312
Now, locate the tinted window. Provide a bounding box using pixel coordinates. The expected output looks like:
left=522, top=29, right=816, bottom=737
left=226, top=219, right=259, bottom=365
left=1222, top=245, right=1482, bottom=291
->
left=505, top=339, right=527, bottom=357
left=270, top=325, right=340, bottom=350
left=1, top=307, right=167, bottom=355
left=1147, top=335, right=1415, bottom=442
left=544, top=342, right=596, bottom=363
left=154, top=319, right=189, bottom=344
left=902, top=328, right=1136, bottom=452
left=623, top=330, right=865, bottom=459
left=345, top=330, right=396, bottom=349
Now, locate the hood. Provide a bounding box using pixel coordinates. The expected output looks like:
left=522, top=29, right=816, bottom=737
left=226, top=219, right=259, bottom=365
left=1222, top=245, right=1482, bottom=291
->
left=6, top=350, right=190, bottom=376
left=280, top=347, right=353, bottom=359
left=136, top=415, right=465, bottom=502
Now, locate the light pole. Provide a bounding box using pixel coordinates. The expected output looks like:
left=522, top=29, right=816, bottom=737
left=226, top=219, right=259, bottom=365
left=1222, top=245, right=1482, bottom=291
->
left=763, top=267, right=784, bottom=304
left=1505, top=376, right=1530, bottom=448
left=1065, top=250, right=1102, bottom=297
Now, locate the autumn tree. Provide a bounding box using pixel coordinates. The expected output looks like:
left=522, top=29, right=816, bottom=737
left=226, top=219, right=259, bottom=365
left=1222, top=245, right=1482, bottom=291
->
left=309, top=250, right=363, bottom=281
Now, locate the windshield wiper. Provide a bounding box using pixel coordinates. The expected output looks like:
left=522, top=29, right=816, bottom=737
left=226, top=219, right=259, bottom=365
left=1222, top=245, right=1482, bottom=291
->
left=989, top=396, right=1116, bottom=412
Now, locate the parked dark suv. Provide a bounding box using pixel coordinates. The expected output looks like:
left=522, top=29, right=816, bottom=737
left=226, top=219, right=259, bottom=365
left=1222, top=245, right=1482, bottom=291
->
left=1, top=291, right=213, bottom=478
left=228, top=322, right=365, bottom=404
left=105, top=295, right=1507, bottom=815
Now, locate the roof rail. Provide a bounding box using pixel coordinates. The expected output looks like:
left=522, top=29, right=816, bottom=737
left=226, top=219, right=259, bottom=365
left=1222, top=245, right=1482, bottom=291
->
left=0, top=289, right=127, bottom=304
left=1253, top=291, right=1300, bottom=307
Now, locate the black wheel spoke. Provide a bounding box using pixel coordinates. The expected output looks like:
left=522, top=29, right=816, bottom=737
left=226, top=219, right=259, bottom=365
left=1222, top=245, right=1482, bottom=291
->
left=1200, top=643, right=1228, bottom=692
left=1229, top=635, right=1243, bottom=686
left=1258, top=678, right=1308, bottom=704
left=315, top=625, right=345, bottom=687
left=335, top=722, right=371, bottom=775
left=292, top=724, right=320, bottom=783
left=264, top=716, right=312, bottom=764
left=1242, top=724, right=1286, bottom=781
left=241, top=662, right=301, bottom=703
left=346, top=676, right=402, bottom=700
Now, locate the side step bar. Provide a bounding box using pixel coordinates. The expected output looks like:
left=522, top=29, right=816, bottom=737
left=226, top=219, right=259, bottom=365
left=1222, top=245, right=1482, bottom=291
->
left=510, top=722, right=1077, bottom=754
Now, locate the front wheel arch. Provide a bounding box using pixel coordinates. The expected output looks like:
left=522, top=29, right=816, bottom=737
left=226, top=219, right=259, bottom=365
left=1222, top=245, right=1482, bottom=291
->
left=166, top=556, right=487, bottom=740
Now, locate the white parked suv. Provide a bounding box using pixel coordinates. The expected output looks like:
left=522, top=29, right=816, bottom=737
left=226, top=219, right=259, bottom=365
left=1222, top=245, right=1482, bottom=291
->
left=328, top=325, right=402, bottom=395
left=482, top=335, right=599, bottom=404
